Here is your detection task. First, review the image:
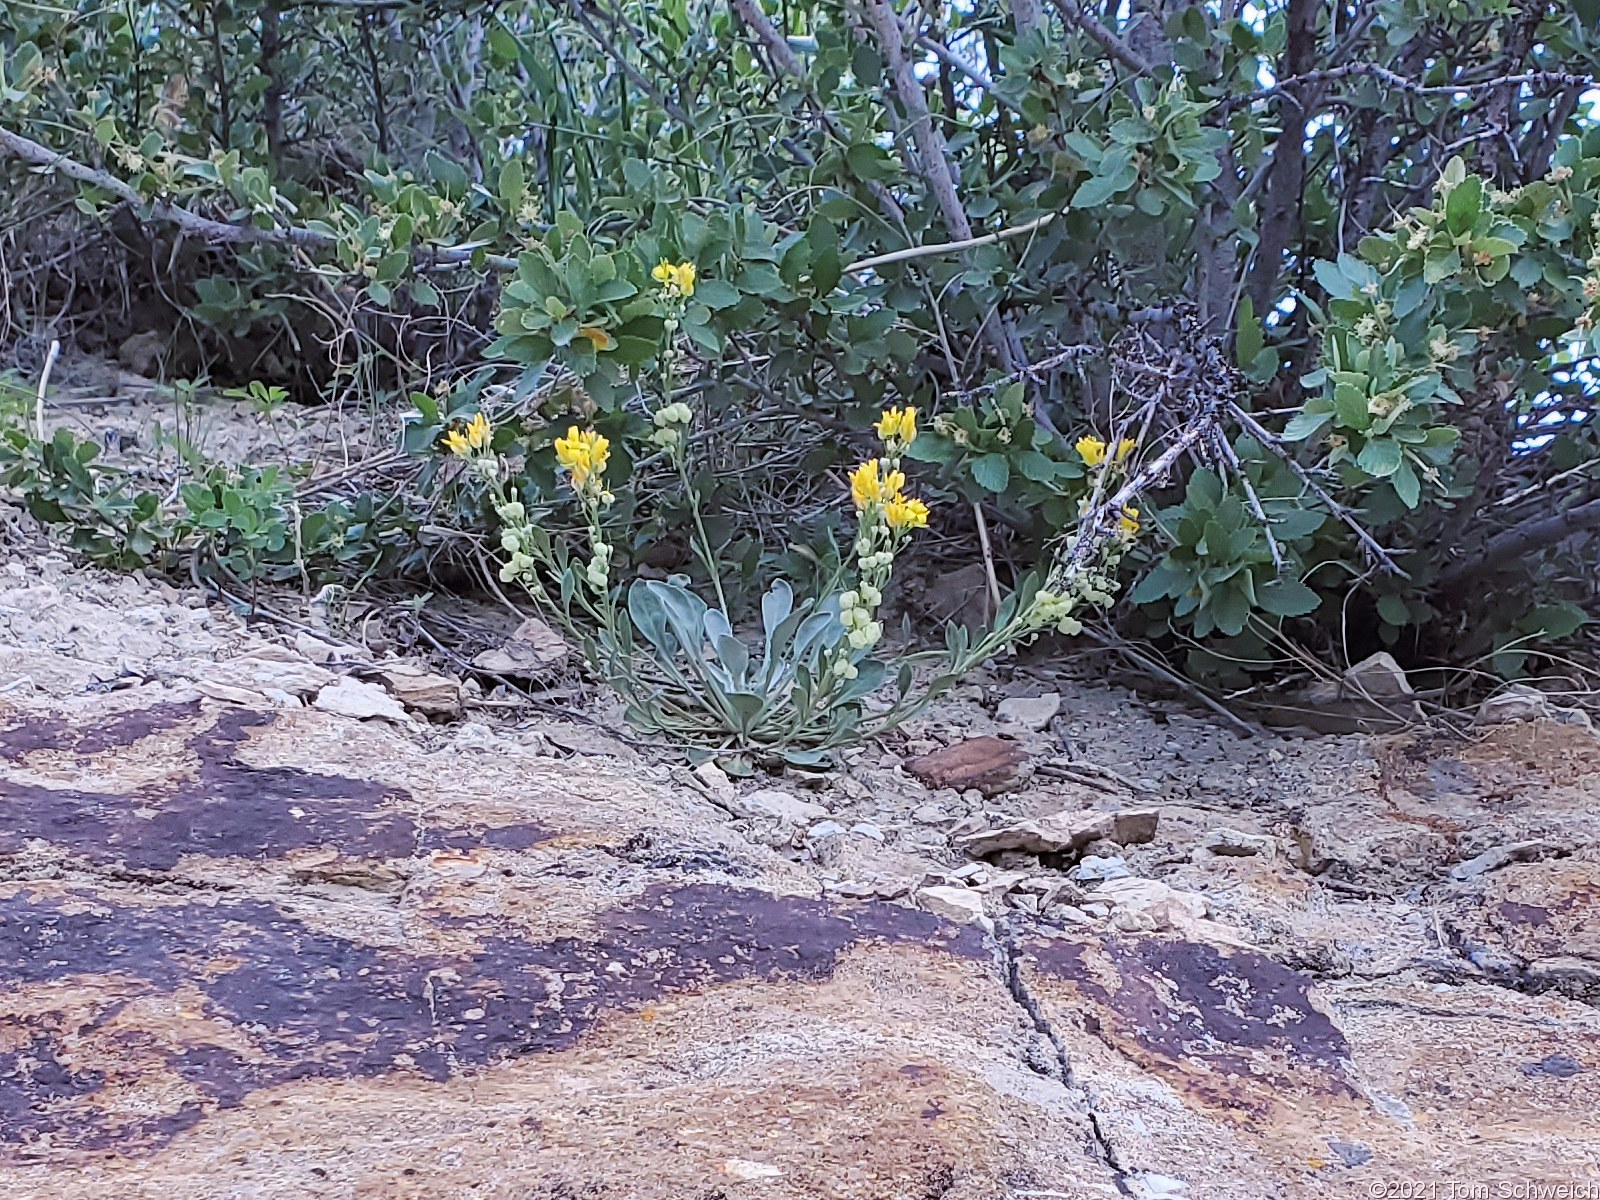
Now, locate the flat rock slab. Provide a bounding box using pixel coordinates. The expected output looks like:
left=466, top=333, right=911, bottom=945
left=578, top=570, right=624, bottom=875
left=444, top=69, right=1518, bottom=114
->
left=0, top=702, right=1117, bottom=1198
left=1015, top=929, right=1600, bottom=1195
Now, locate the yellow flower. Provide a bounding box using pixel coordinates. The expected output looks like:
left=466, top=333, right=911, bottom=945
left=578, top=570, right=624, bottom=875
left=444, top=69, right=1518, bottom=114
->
left=579, top=325, right=615, bottom=352
left=885, top=494, right=930, bottom=531
left=445, top=412, right=492, bottom=458
left=1076, top=435, right=1107, bottom=467
left=849, top=459, right=883, bottom=508
left=1119, top=506, right=1140, bottom=536
left=554, top=426, right=610, bottom=489
left=875, top=405, right=918, bottom=446
left=653, top=260, right=696, bottom=298
left=1115, top=438, right=1137, bottom=463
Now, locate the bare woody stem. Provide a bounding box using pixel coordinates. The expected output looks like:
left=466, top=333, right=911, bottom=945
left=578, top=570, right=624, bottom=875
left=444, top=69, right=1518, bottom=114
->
left=0, top=124, right=517, bottom=268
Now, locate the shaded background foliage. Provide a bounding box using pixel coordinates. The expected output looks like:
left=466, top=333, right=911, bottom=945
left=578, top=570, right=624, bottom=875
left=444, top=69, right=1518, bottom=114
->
left=3, top=0, right=1600, bottom=696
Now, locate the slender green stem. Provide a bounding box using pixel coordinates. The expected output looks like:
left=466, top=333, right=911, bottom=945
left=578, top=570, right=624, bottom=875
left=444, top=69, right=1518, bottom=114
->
left=680, top=460, right=730, bottom=616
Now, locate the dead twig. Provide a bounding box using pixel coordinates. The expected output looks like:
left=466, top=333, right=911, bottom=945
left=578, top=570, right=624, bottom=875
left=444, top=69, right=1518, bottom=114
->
left=33, top=338, right=59, bottom=440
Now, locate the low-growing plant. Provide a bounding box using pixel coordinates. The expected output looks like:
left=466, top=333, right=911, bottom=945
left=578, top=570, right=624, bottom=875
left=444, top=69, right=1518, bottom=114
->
left=0, top=427, right=170, bottom=570
left=0, top=413, right=415, bottom=591
left=443, top=265, right=1152, bottom=765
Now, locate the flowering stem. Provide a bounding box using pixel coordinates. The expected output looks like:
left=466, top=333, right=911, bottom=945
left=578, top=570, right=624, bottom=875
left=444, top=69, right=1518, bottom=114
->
left=661, top=311, right=730, bottom=617
left=681, top=460, right=730, bottom=617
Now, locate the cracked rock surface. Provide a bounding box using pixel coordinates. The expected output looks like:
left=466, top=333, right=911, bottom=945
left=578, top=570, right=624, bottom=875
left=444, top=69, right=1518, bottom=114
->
left=2, top=549, right=1600, bottom=1198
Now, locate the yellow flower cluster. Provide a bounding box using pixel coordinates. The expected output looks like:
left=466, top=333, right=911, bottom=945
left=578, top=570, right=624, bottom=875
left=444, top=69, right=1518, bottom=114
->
left=651, top=260, right=697, bottom=298
left=445, top=412, right=492, bottom=458
left=849, top=460, right=905, bottom=509
left=886, top=494, right=930, bottom=531
left=875, top=405, right=918, bottom=447
left=554, top=426, right=610, bottom=490
left=1076, top=435, right=1137, bottom=468
left=1119, top=506, right=1140, bottom=537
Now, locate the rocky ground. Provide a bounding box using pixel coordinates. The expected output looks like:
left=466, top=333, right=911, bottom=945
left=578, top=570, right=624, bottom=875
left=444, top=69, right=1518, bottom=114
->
left=2, top=542, right=1599, bottom=1200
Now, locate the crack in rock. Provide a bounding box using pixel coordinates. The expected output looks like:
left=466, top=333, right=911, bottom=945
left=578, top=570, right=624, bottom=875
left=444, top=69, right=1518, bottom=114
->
left=994, top=919, right=1132, bottom=1194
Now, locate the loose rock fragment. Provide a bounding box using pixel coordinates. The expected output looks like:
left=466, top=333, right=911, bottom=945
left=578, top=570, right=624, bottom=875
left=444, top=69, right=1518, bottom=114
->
left=916, top=884, right=991, bottom=929
left=202, top=654, right=335, bottom=698
left=313, top=677, right=410, bottom=722
left=380, top=668, right=463, bottom=717
left=1072, top=854, right=1132, bottom=883
left=692, top=760, right=737, bottom=804
left=1196, top=829, right=1277, bottom=859
left=1475, top=684, right=1593, bottom=729
left=955, top=807, right=1159, bottom=858
left=733, top=789, right=830, bottom=824
left=472, top=616, right=569, bottom=677
left=1343, top=650, right=1414, bottom=699
left=905, top=736, right=1031, bottom=796
left=1448, top=839, right=1560, bottom=881
left=995, top=693, right=1061, bottom=730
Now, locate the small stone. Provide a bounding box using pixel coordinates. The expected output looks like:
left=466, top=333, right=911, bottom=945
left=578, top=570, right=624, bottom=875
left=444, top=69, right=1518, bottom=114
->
left=194, top=680, right=266, bottom=706
left=972, top=869, right=1031, bottom=895
left=1522, top=1054, right=1583, bottom=1078
left=956, top=807, right=1159, bottom=858
left=1198, top=829, right=1277, bottom=859
left=947, top=814, right=987, bottom=840
left=1475, top=683, right=1553, bottom=725
left=472, top=616, right=569, bottom=677
left=1092, top=878, right=1207, bottom=930
left=1475, top=684, right=1592, bottom=729
left=830, top=877, right=910, bottom=900
left=911, top=803, right=950, bottom=825
left=1131, top=1173, right=1190, bottom=1198
left=1072, top=854, right=1132, bottom=884
left=807, top=820, right=849, bottom=839
left=916, top=884, right=990, bottom=928
left=1325, top=1140, right=1373, bottom=1168
left=204, top=654, right=336, bottom=698
left=1449, top=839, right=1559, bottom=881
left=995, top=693, right=1061, bottom=731
left=380, top=668, right=463, bottom=717
left=850, top=822, right=885, bottom=841
left=1112, top=809, right=1160, bottom=844
left=693, top=761, right=736, bottom=803
left=720, top=1159, right=782, bottom=1181
left=904, top=736, right=1032, bottom=796
left=735, top=788, right=830, bottom=824
left=1343, top=650, right=1414, bottom=699
left=313, top=678, right=410, bottom=722
left=1369, top=1092, right=1414, bottom=1127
